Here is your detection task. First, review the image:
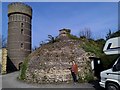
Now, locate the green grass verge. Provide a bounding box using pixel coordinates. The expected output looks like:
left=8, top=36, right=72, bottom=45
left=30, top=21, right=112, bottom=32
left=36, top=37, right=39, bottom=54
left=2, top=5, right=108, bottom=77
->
left=81, top=40, right=102, bottom=57
left=19, top=58, right=29, bottom=80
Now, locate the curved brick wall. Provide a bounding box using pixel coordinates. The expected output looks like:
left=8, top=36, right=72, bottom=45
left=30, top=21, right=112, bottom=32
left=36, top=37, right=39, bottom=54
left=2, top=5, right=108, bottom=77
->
left=7, top=2, right=32, bottom=69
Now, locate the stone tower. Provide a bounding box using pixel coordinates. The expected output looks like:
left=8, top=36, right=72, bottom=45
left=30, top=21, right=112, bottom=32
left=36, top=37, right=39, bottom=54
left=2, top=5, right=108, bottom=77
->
left=59, top=29, right=71, bottom=37
left=58, top=29, right=71, bottom=39
left=7, top=2, right=32, bottom=70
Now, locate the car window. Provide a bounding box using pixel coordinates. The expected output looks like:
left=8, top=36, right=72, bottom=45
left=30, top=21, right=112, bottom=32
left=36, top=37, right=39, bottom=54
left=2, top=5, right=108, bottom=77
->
left=116, top=57, right=120, bottom=71
left=107, top=43, right=112, bottom=50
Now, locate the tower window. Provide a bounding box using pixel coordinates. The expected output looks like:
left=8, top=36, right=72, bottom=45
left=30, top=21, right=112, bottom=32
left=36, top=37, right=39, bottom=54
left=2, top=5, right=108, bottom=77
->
left=21, top=29, right=23, bottom=34
left=18, top=15, right=20, bottom=20
left=25, top=17, right=26, bottom=22
left=13, top=16, right=14, bottom=21
left=21, top=23, right=24, bottom=27
left=22, top=16, right=23, bottom=21
left=15, top=15, right=17, bottom=21
left=21, top=43, right=24, bottom=49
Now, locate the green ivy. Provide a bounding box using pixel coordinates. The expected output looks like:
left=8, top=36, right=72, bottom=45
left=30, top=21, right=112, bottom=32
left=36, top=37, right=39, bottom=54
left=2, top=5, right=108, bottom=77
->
left=19, top=58, right=29, bottom=80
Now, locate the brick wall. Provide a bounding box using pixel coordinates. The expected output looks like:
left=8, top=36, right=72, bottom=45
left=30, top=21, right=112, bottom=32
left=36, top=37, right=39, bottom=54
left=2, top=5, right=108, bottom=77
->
left=2, top=48, right=7, bottom=74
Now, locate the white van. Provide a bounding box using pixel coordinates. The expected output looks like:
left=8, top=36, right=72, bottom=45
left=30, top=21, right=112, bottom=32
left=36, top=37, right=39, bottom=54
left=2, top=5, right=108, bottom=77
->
left=99, top=37, right=120, bottom=90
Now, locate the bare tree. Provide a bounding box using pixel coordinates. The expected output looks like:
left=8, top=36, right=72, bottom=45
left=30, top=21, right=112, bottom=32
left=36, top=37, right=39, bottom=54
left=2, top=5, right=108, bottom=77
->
left=2, top=35, right=7, bottom=48
left=79, top=27, right=92, bottom=39
left=106, top=29, right=112, bottom=40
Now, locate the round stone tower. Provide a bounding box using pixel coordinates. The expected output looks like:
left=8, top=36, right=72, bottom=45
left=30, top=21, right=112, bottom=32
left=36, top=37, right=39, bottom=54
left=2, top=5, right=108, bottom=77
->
left=7, top=2, right=32, bottom=70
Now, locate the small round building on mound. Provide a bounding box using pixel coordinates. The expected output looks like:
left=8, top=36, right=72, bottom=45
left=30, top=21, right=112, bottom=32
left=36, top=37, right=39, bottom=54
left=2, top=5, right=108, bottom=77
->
left=21, top=29, right=95, bottom=84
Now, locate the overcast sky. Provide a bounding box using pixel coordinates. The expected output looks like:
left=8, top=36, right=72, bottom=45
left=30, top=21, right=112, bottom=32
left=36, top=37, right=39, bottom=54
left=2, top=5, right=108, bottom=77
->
left=2, top=2, right=118, bottom=48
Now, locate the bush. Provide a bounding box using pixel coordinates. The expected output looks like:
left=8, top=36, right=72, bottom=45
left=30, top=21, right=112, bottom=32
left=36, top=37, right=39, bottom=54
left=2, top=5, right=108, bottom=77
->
left=84, top=72, right=94, bottom=82
left=19, top=58, right=29, bottom=80
left=78, top=72, right=94, bottom=83
left=78, top=75, right=84, bottom=83
left=81, top=39, right=119, bottom=70
left=100, top=54, right=119, bottom=69
left=81, top=40, right=102, bottom=57
left=67, top=33, right=80, bottom=40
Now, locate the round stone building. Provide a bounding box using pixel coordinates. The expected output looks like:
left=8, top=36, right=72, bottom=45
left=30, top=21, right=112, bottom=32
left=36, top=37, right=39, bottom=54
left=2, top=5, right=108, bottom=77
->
left=7, top=2, right=32, bottom=70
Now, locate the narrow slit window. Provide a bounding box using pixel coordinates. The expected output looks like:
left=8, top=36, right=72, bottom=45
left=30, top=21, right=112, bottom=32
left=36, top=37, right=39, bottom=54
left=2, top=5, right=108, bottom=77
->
left=21, top=43, right=24, bottom=48
left=21, top=23, right=24, bottom=27
left=13, top=16, right=14, bottom=21
left=21, top=29, right=23, bottom=34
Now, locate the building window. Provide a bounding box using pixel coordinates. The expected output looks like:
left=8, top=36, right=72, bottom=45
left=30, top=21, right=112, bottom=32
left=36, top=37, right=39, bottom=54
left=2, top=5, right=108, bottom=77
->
left=19, top=15, right=21, bottom=21
left=25, top=16, right=26, bottom=22
left=21, top=23, right=24, bottom=27
left=21, top=29, right=23, bottom=34
left=16, top=15, right=18, bottom=21
left=107, top=43, right=112, bottom=50
left=12, top=16, right=14, bottom=21
left=11, top=16, right=13, bottom=21
left=21, top=43, right=24, bottom=48
left=14, top=15, right=16, bottom=21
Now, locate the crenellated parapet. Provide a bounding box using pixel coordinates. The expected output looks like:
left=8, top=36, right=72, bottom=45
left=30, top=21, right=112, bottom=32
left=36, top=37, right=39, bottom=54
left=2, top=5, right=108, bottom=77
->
left=8, top=2, right=32, bottom=18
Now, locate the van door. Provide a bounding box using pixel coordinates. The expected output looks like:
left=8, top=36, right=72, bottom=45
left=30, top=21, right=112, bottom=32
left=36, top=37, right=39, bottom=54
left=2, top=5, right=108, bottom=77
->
left=112, top=57, right=120, bottom=82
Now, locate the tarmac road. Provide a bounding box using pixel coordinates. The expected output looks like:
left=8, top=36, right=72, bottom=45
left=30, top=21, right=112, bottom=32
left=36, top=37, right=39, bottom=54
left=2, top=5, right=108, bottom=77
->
left=1, top=71, right=104, bottom=90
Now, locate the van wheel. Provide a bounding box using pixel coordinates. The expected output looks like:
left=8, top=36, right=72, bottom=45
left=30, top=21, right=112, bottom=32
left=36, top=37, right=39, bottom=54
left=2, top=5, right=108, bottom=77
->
left=106, top=83, right=120, bottom=90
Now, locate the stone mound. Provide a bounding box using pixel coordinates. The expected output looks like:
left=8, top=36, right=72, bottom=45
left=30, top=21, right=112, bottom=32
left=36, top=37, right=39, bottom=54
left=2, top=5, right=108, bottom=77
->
left=23, top=38, right=95, bottom=84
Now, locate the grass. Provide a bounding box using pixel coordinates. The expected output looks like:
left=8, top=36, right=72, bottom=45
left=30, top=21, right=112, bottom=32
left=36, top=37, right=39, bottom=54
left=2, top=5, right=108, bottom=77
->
left=67, top=33, right=80, bottom=40
left=81, top=39, right=102, bottom=57
left=80, top=38, right=119, bottom=70
left=19, top=58, right=29, bottom=80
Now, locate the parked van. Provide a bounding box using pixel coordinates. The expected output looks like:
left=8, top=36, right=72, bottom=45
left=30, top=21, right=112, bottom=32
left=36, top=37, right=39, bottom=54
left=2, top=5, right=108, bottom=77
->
left=99, top=37, right=120, bottom=90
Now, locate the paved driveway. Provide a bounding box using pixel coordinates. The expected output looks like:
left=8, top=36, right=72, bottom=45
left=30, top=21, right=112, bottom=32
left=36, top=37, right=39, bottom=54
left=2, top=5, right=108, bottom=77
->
left=1, top=71, right=104, bottom=90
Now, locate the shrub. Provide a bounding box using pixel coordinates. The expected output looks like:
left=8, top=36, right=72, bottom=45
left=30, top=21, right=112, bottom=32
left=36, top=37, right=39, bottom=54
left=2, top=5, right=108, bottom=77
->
left=78, top=74, right=84, bottom=83
left=67, top=33, right=80, bottom=40
left=78, top=71, right=94, bottom=83
left=81, top=39, right=119, bottom=70
left=19, top=58, right=29, bottom=80
left=81, top=40, right=102, bottom=57
left=84, top=72, right=94, bottom=82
